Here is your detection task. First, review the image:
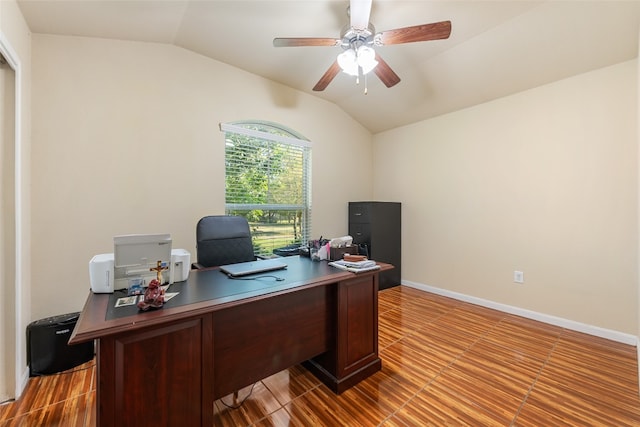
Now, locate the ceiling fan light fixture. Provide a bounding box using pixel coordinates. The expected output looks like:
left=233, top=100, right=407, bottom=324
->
left=357, top=45, right=378, bottom=74
left=337, top=45, right=378, bottom=77
left=337, top=49, right=359, bottom=76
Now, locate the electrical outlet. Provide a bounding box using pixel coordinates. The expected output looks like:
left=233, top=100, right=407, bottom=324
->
left=514, top=270, right=524, bottom=284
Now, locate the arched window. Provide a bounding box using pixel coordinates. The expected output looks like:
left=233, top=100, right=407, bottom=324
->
left=220, top=121, right=311, bottom=257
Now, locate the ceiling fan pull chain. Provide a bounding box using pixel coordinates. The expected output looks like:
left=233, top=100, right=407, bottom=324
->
left=356, top=50, right=360, bottom=86
left=364, top=72, right=368, bottom=95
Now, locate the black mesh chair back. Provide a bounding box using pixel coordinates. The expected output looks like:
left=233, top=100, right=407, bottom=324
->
left=195, top=215, right=256, bottom=268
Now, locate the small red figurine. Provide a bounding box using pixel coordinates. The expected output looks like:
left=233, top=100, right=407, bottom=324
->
left=137, top=261, right=167, bottom=311
left=137, top=278, right=164, bottom=311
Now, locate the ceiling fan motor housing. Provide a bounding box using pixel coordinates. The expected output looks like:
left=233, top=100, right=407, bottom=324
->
left=340, top=24, right=376, bottom=51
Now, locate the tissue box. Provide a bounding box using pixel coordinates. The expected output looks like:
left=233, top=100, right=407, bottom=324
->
left=329, top=245, right=359, bottom=261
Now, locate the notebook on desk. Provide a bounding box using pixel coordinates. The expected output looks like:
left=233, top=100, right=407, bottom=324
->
left=219, top=258, right=288, bottom=277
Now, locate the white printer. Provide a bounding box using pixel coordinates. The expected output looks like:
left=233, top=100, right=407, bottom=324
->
left=169, top=249, right=190, bottom=285
left=89, top=253, right=115, bottom=294
left=89, top=248, right=191, bottom=294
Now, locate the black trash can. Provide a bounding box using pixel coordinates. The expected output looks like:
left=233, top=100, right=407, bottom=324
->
left=27, top=312, right=94, bottom=376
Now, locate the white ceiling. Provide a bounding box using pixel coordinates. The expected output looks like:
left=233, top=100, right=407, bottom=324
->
left=16, top=0, right=640, bottom=133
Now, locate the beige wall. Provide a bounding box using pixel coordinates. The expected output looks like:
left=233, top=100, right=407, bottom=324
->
left=30, top=34, right=373, bottom=321
left=0, top=0, right=31, bottom=399
left=373, top=60, right=638, bottom=335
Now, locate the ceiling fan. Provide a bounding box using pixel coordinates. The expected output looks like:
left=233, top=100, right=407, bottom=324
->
left=273, top=0, right=451, bottom=92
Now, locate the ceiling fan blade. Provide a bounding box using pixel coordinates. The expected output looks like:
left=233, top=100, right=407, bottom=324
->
left=313, top=60, right=341, bottom=91
left=273, top=38, right=340, bottom=47
left=377, top=20, right=452, bottom=45
left=373, top=53, right=401, bottom=88
left=350, top=0, right=372, bottom=30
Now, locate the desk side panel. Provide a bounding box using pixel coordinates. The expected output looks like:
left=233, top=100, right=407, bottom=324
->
left=339, top=274, right=380, bottom=374
left=307, top=272, right=381, bottom=393
left=98, top=317, right=209, bottom=427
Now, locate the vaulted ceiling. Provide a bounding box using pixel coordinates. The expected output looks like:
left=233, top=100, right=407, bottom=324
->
left=17, top=0, right=640, bottom=133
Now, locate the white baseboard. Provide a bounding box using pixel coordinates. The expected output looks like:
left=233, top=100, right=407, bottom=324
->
left=402, top=280, right=637, bottom=346
left=15, top=366, right=28, bottom=399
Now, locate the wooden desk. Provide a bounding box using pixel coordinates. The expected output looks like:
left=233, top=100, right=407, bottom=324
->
left=70, top=256, right=388, bottom=427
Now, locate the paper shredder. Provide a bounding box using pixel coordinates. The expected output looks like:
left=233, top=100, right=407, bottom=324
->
left=27, top=312, right=94, bottom=376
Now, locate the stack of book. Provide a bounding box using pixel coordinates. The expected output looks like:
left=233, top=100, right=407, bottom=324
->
left=328, top=259, right=380, bottom=273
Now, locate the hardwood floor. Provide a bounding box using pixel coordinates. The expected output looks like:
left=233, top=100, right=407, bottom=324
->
left=1, top=285, right=639, bottom=426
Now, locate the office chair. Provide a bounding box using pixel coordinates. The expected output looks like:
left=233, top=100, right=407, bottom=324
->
left=194, top=215, right=257, bottom=403
left=193, top=215, right=256, bottom=269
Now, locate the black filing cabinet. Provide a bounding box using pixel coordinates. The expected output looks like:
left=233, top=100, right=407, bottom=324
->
left=349, top=201, right=401, bottom=290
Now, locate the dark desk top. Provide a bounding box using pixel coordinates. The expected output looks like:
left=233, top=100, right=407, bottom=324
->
left=70, top=256, right=392, bottom=345
left=105, top=256, right=346, bottom=320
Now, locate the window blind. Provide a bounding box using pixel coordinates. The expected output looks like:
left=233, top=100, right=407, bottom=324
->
left=221, top=122, right=312, bottom=257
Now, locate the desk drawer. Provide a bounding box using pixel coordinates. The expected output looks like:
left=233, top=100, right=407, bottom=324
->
left=349, top=223, right=371, bottom=245
left=349, top=203, right=371, bottom=224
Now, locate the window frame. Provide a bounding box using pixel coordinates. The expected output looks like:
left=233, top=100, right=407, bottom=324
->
left=221, top=121, right=312, bottom=257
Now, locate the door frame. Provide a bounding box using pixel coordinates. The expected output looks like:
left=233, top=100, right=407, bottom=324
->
left=0, top=29, right=26, bottom=399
